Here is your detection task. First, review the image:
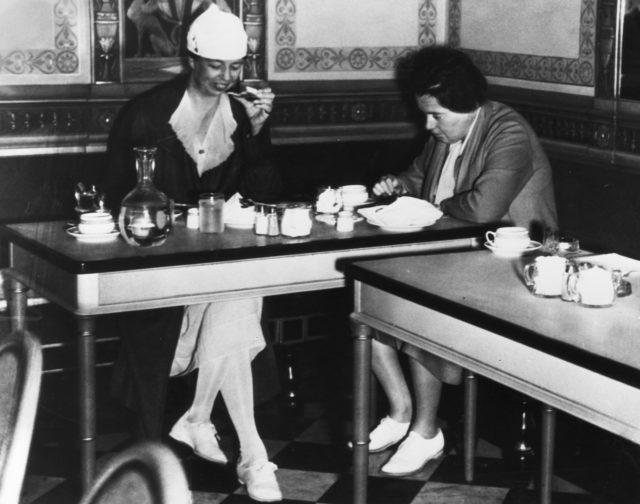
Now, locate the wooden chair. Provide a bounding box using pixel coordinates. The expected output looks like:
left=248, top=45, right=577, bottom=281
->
left=78, top=441, right=191, bottom=504
left=0, top=330, right=43, bottom=504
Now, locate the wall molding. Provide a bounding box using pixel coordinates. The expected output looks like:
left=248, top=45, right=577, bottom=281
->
left=0, top=88, right=630, bottom=158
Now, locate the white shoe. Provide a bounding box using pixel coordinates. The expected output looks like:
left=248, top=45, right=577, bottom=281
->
left=381, top=430, right=445, bottom=476
left=169, top=412, right=228, bottom=464
left=237, top=461, right=282, bottom=502
left=349, top=416, right=410, bottom=453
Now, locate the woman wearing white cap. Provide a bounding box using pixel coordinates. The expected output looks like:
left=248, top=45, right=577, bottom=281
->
left=105, top=3, right=282, bottom=501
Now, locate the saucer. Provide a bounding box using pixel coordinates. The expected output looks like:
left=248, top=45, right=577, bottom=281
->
left=66, top=226, right=119, bottom=243
left=485, top=240, right=541, bottom=258
left=225, top=220, right=255, bottom=229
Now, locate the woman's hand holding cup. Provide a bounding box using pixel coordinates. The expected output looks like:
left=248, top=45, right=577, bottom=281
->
left=234, top=86, right=274, bottom=136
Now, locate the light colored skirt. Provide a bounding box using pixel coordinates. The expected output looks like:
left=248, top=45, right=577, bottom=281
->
left=170, top=297, right=265, bottom=376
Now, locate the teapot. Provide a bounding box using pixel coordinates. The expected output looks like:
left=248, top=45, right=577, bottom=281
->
left=564, top=263, right=622, bottom=307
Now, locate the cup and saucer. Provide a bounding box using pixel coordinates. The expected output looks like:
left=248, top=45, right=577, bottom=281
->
left=67, top=212, right=119, bottom=242
left=484, top=226, right=541, bottom=258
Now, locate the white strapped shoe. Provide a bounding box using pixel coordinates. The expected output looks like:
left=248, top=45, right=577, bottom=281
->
left=169, top=412, right=228, bottom=464
left=348, top=415, right=410, bottom=453
left=237, top=460, right=283, bottom=502
left=381, top=429, right=445, bottom=476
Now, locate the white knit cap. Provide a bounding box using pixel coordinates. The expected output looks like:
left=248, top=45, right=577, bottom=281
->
left=186, top=4, right=247, bottom=60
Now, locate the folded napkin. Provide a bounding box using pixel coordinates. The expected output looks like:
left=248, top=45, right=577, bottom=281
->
left=315, top=187, right=342, bottom=214
left=358, top=196, right=443, bottom=227
left=224, top=193, right=255, bottom=225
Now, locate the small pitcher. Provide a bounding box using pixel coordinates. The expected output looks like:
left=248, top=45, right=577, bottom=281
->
left=281, top=204, right=313, bottom=237
left=523, top=256, right=567, bottom=297
left=564, top=263, right=623, bottom=307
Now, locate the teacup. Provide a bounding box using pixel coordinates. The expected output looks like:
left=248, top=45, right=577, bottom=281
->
left=524, top=256, right=567, bottom=297
left=565, top=264, right=622, bottom=307
left=78, top=212, right=115, bottom=234
left=340, top=185, right=369, bottom=208
left=486, top=226, right=530, bottom=249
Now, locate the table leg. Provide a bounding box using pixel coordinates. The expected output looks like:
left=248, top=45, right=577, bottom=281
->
left=540, top=404, right=556, bottom=504
left=351, top=315, right=372, bottom=504
left=463, top=370, right=477, bottom=482
left=77, top=315, right=97, bottom=493
left=7, top=277, right=28, bottom=331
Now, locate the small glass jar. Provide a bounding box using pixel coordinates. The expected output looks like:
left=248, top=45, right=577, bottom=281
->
left=266, top=207, right=280, bottom=236
left=198, top=193, right=225, bottom=233
left=254, top=203, right=270, bottom=235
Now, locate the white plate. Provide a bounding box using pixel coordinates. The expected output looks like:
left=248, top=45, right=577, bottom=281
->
left=366, top=218, right=435, bottom=233
left=225, top=220, right=254, bottom=229
left=485, top=240, right=541, bottom=258
left=66, top=226, right=120, bottom=242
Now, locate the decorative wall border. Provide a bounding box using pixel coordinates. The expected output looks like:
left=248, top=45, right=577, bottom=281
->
left=0, top=93, right=626, bottom=152
left=449, top=0, right=596, bottom=87
left=3, top=0, right=640, bottom=163
left=271, top=0, right=436, bottom=75
left=0, top=0, right=90, bottom=85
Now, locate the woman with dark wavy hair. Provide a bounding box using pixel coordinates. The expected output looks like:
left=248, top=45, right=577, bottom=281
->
left=367, top=46, right=557, bottom=476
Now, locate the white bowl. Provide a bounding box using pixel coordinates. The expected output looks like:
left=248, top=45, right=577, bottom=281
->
left=78, top=212, right=115, bottom=234
left=340, top=185, right=368, bottom=207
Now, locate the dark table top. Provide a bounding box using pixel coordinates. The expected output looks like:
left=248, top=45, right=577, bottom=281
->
left=0, top=216, right=489, bottom=274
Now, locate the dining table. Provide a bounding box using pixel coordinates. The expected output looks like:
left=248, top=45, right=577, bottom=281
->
left=345, top=249, right=640, bottom=504
left=0, top=214, right=488, bottom=492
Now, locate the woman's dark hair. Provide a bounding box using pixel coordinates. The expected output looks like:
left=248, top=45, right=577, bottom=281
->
left=396, top=46, right=487, bottom=112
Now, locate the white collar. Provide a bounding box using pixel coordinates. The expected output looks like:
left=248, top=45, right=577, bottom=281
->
left=170, top=92, right=237, bottom=176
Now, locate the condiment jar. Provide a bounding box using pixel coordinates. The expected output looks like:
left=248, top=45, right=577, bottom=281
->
left=186, top=208, right=199, bottom=229
left=281, top=205, right=312, bottom=237
left=266, top=207, right=280, bottom=236
left=254, top=203, right=271, bottom=235
left=336, top=210, right=354, bottom=232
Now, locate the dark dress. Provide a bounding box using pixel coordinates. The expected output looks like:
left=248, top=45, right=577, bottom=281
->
left=103, top=74, right=283, bottom=440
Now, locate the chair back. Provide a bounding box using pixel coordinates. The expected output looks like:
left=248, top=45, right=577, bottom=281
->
left=0, top=330, right=42, bottom=504
left=79, top=441, right=191, bottom=504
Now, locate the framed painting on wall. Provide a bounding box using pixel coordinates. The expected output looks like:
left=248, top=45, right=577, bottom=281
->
left=0, top=0, right=92, bottom=86
left=122, top=0, right=242, bottom=82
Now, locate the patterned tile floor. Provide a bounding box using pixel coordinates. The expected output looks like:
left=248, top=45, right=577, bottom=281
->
left=18, top=336, right=640, bottom=504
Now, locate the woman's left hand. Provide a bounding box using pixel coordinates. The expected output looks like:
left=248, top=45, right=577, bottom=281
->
left=234, top=87, right=275, bottom=136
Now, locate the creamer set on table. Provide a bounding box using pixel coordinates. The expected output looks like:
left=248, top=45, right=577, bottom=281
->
left=69, top=184, right=371, bottom=242
left=484, top=225, right=632, bottom=308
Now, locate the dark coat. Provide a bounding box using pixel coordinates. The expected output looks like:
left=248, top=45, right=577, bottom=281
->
left=104, top=75, right=283, bottom=440
left=399, top=101, right=557, bottom=240
left=104, top=74, right=282, bottom=208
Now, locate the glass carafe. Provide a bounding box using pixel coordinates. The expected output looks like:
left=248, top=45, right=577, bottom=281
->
left=118, top=146, right=172, bottom=247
